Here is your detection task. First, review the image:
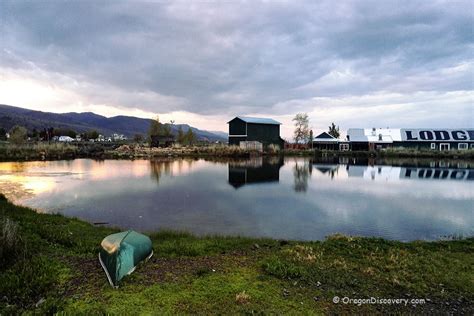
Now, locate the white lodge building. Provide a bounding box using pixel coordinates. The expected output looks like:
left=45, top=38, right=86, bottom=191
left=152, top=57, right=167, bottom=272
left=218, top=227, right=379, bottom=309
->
left=346, top=128, right=474, bottom=151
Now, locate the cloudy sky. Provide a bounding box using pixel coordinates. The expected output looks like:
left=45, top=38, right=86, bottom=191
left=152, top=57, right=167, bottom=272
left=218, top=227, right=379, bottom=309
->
left=1, top=1, right=472, bottom=138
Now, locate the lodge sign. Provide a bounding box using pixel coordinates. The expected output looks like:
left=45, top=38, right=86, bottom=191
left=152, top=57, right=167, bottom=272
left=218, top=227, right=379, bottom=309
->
left=402, top=129, right=474, bottom=142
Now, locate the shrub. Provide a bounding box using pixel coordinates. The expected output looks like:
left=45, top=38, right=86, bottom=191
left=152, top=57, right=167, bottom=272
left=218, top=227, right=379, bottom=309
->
left=267, top=144, right=280, bottom=154
left=9, top=125, right=28, bottom=145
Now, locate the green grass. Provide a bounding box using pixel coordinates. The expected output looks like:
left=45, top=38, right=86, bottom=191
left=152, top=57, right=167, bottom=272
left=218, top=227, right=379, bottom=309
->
left=0, top=195, right=473, bottom=314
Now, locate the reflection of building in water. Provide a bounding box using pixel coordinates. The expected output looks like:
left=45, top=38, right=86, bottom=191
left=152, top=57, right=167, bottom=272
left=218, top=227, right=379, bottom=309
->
left=346, top=165, right=474, bottom=181
left=313, top=164, right=339, bottom=179
left=228, top=157, right=284, bottom=189
left=402, top=168, right=473, bottom=181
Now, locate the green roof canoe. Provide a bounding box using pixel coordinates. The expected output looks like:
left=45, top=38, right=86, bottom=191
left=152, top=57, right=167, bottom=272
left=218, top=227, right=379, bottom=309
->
left=99, top=230, right=153, bottom=288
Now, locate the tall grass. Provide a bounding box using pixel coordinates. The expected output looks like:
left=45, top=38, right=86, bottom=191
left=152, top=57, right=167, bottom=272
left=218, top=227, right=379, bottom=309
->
left=0, top=217, right=22, bottom=265
left=0, top=142, right=77, bottom=160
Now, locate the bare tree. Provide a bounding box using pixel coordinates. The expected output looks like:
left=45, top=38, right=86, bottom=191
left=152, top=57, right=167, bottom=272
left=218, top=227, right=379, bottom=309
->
left=293, top=113, right=310, bottom=143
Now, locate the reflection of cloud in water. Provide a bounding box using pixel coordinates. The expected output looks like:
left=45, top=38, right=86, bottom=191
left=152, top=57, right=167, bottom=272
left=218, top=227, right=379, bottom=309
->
left=2, top=158, right=473, bottom=241
left=0, top=175, right=56, bottom=201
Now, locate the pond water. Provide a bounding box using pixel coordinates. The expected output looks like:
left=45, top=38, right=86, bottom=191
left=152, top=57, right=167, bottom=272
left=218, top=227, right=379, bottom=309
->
left=1, top=157, right=473, bottom=241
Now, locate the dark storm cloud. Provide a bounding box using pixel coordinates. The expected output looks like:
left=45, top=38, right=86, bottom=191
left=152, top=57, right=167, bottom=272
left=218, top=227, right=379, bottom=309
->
left=1, top=0, right=472, bottom=118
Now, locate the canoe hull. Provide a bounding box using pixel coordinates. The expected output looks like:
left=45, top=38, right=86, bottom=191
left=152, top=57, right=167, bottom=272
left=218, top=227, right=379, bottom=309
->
left=99, top=230, right=153, bottom=287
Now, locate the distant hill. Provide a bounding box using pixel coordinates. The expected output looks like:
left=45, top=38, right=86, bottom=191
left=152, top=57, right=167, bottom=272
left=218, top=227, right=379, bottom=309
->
left=0, top=104, right=226, bottom=142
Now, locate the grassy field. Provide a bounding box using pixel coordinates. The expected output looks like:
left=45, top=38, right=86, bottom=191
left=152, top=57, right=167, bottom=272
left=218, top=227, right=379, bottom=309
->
left=1, top=195, right=473, bottom=314
left=2, top=141, right=473, bottom=162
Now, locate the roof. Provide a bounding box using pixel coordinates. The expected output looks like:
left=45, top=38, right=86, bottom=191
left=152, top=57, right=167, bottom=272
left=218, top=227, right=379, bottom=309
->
left=313, top=132, right=339, bottom=142
left=315, top=132, right=335, bottom=139
left=228, top=116, right=281, bottom=125
left=347, top=128, right=402, bottom=143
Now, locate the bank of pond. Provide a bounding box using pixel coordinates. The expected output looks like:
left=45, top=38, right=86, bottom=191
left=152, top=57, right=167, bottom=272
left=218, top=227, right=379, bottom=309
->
left=1, top=142, right=473, bottom=162
left=0, top=196, right=473, bottom=314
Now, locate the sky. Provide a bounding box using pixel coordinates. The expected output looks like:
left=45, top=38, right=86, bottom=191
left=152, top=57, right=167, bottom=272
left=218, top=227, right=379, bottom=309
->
left=1, top=0, right=473, bottom=138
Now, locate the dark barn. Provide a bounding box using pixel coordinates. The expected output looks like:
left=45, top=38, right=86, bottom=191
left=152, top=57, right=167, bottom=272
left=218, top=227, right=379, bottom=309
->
left=228, top=116, right=284, bottom=148
left=150, top=135, right=175, bottom=148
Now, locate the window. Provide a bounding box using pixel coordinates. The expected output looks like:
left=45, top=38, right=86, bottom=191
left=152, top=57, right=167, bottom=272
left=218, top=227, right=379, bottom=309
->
left=458, top=143, right=468, bottom=150
left=430, top=143, right=436, bottom=150
left=439, top=143, right=450, bottom=151
left=339, top=143, right=349, bottom=151
left=471, top=144, right=474, bottom=149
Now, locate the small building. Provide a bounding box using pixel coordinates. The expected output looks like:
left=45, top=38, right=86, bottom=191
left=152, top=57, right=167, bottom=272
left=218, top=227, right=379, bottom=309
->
left=312, top=132, right=340, bottom=150
left=150, top=135, right=175, bottom=148
left=58, top=136, right=74, bottom=142
left=228, top=116, right=284, bottom=148
left=112, top=133, right=127, bottom=141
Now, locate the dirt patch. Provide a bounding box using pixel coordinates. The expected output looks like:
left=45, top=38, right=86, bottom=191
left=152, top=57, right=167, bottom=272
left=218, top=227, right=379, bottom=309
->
left=142, top=251, right=256, bottom=284
left=60, top=249, right=265, bottom=297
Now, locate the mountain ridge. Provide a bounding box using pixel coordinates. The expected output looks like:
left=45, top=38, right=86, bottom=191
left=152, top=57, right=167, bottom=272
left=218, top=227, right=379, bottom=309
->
left=0, top=104, right=227, bottom=141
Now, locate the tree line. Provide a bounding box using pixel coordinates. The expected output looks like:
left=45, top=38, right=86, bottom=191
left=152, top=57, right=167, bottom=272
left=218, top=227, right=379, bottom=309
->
left=147, top=117, right=197, bottom=147
left=0, top=125, right=104, bottom=145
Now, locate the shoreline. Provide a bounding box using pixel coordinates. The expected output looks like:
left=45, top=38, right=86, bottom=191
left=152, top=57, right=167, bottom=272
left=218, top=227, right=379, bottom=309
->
left=1, top=142, right=473, bottom=162
left=1, top=196, right=473, bottom=314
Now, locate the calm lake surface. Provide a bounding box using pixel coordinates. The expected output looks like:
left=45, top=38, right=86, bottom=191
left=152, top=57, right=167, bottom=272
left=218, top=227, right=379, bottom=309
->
left=1, top=157, right=473, bottom=241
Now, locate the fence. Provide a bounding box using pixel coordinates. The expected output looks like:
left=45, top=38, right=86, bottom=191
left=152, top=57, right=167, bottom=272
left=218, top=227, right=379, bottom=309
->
left=239, top=141, right=263, bottom=152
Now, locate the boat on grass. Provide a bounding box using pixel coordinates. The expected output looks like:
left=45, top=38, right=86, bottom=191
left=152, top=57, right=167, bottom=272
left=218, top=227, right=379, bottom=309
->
left=99, top=230, right=153, bottom=288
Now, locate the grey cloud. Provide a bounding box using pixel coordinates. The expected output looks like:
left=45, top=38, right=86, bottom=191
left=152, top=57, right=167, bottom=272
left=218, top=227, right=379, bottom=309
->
left=1, top=0, right=472, bottom=121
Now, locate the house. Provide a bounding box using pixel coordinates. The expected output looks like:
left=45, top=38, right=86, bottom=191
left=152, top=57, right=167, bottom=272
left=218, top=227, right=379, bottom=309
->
left=227, top=116, right=284, bottom=148
left=58, top=136, right=74, bottom=142
left=347, top=128, right=400, bottom=151
left=312, top=132, right=341, bottom=150
left=112, top=133, right=127, bottom=141
left=347, top=128, right=474, bottom=151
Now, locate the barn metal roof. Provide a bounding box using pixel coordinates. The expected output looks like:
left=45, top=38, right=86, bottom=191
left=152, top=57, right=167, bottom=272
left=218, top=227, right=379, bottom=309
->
left=229, top=116, right=281, bottom=125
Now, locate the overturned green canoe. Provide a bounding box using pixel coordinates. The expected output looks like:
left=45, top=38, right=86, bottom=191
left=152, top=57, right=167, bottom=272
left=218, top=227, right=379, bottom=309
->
left=99, top=230, right=153, bottom=288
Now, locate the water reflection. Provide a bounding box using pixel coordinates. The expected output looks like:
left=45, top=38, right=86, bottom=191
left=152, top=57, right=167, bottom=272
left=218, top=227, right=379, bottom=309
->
left=344, top=165, right=474, bottom=181
left=149, top=159, right=200, bottom=184
left=228, top=157, right=284, bottom=189
left=150, top=159, right=174, bottom=184
left=1, top=158, right=472, bottom=241
left=293, top=160, right=313, bottom=192
left=313, top=164, right=338, bottom=179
